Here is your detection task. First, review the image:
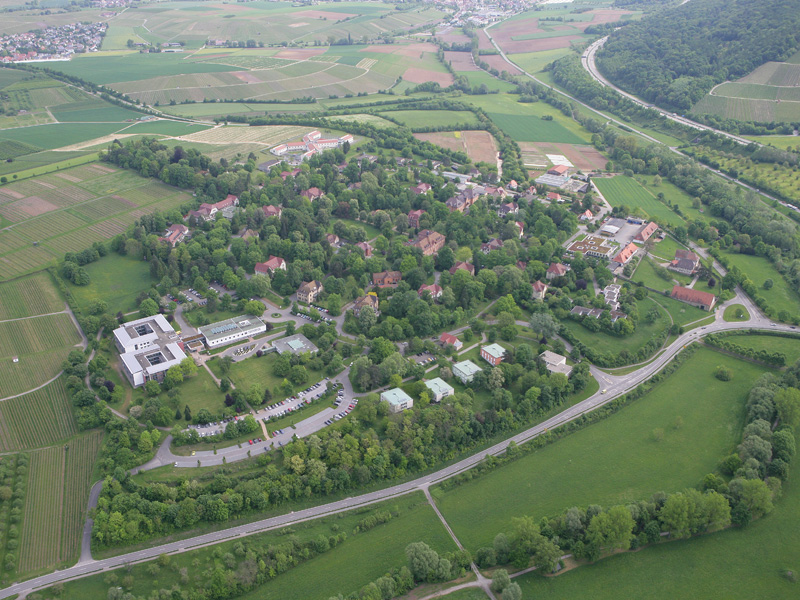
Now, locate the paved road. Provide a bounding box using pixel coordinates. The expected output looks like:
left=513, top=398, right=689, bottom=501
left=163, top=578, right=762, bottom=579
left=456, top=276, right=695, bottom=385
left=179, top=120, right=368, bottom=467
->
left=5, top=300, right=794, bottom=598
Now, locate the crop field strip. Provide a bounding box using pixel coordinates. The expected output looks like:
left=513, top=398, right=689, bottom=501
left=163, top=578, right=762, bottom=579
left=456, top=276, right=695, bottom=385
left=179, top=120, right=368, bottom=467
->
left=593, top=175, right=685, bottom=227
left=60, top=430, right=104, bottom=563
left=0, top=378, right=78, bottom=452
left=18, top=446, right=65, bottom=574
left=0, top=271, right=63, bottom=320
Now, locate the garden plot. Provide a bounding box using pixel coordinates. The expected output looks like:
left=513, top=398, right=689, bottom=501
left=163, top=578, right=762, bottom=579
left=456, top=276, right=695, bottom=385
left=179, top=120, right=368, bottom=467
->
left=414, top=130, right=499, bottom=164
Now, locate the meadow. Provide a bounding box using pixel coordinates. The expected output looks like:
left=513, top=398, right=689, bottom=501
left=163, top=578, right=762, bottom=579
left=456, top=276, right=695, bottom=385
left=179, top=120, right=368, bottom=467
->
left=380, top=109, right=480, bottom=129
left=67, top=254, right=153, bottom=316
left=17, top=430, right=103, bottom=576
left=48, top=491, right=455, bottom=600
left=433, top=347, right=768, bottom=552
left=722, top=250, right=800, bottom=317
left=0, top=312, right=83, bottom=397
left=516, top=453, right=800, bottom=599
left=717, top=333, right=800, bottom=365
left=593, top=176, right=685, bottom=227
left=0, top=378, right=79, bottom=450
left=0, top=164, right=193, bottom=281
left=488, top=112, right=585, bottom=144
left=632, top=257, right=692, bottom=293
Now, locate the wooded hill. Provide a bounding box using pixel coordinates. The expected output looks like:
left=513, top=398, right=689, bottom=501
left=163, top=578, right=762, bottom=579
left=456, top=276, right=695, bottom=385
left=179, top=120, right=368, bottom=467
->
left=597, top=0, right=800, bottom=111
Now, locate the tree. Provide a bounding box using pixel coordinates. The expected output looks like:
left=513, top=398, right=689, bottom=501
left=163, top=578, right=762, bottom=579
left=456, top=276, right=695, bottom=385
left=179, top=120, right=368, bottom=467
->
left=327, top=293, right=342, bottom=316
left=164, top=366, right=184, bottom=389
left=587, top=505, right=635, bottom=550
left=139, top=298, right=159, bottom=318
left=180, top=357, right=198, bottom=378
left=245, top=299, right=265, bottom=316
left=138, top=430, right=153, bottom=453
left=144, top=380, right=160, bottom=397
left=184, top=405, right=192, bottom=422
left=406, top=542, right=445, bottom=582
left=714, top=365, right=733, bottom=381
left=491, top=569, right=510, bottom=593
left=289, top=365, right=308, bottom=385
left=219, top=356, right=233, bottom=376
left=659, top=493, right=691, bottom=538
left=775, top=387, right=800, bottom=428
left=503, top=583, right=522, bottom=600
left=530, top=312, right=559, bottom=339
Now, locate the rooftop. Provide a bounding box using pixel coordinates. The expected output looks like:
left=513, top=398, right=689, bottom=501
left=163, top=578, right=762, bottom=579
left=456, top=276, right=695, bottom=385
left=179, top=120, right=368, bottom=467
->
left=272, top=333, right=319, bottom=355
left=199, top=315, right=265, bottom=344
left=482, top=343, right=506, bottom=360
left=425, top=377, right=454, bottom=397
left=453, top=359, right=482, bottom=376
left=381, top=387, right=414, bottom=407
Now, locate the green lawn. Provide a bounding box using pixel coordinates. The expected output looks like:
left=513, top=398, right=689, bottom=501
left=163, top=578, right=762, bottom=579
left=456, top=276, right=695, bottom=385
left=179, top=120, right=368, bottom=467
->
left=488, top=112, right=585, bottom=144
left=208, top=351, right=326, bottom=400
left=650, top=294, right=712, bottom=327
left=516, top=452, right=800, bottom=599
left=459, top=71, right=517, bottom=93
left=632, top=257, right=691, bottom=293
left=508, top=49, right=573, bottom=73
left=380, top=110, right=480, bottom=129
left=647, top=236, right=688, bottom=262
left=433, top=347, right=769, bottom=552
left=637, top=174, right=712, bottom=224
left=129, top=367, right=223, bottom=427
left=68, top=254, right=153, bottom=315
left=719, top=333, right=800, bottom=365
left=723, top=304, right=749, bottom=322
left=593, top=176, right=684, bottom=227
left=0, top=122, right=130, bottom=149
left=48, top=492, right=455, bottom=600
left=723, top=251, right=800, bottom=317
left=331, top=217, right=382, bottom=240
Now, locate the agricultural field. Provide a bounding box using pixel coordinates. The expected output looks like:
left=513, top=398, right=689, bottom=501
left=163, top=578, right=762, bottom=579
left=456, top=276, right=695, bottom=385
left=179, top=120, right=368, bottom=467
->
left=0, top=163, right=193, bottom=281
left=433, top=347, right=769, bottom=552
left=48, top=492, right=455, bottom=600
left=458, top=70, right=518, bottom=93
left=691, top=60, right=800, bottom=123
left=67, top=254, right=154, bottom=317
left=414, top=130, right=499, bottom=164
left=379, top=110, right=479, bottom=129
left=0, top=378, right=79, bottom=450
left=17, top=430, right=102, bottom=576
left=489, top=112, right=585, bottom=144
left=593, top=176, right=685, bottom=227
left=0, top=312, right=83, bottom=398
left=0, top=271, right=64, bottom=320
left=516, top=454, right=800, bottom=599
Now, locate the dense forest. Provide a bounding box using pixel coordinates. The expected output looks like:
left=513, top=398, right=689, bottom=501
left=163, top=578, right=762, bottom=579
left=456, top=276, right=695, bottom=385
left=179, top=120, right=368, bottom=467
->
left=597, top=0, right=800, bottom=111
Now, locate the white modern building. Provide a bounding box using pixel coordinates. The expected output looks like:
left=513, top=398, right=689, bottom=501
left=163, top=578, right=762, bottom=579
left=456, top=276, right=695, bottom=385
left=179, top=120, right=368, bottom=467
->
left=381, top=388, right=414, bottom=413
left=113, top=314, right=187, bottom=388
left=453, top=359, right=482, bottom=384
left=539, top=350, right=573, bottom=377
left=270, top=130, right=354, bottom=160
left=199, top=315, right=266, bottom=348
left=424, top=378, right=454, bottom=402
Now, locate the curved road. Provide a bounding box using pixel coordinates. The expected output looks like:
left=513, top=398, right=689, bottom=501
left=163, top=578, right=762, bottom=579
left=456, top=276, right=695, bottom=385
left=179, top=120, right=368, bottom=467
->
left=2, top=294, right=794, bottom=598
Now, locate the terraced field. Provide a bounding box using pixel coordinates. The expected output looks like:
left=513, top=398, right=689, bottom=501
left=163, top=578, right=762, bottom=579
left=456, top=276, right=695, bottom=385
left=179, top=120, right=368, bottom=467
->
left=0, top=272, right=63, bottom=320
left=0, top=378, right=79, bottom=450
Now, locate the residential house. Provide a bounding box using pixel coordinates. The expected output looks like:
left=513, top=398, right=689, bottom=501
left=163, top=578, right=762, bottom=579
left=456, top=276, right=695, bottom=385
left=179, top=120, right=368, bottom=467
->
left=453, top=359, right=482, bottom=384
left=325, top=233, right=340, bottom=246
left=634, top=221, right=659, bottom=243
left=507, top=179, right=518, bottom=191
left=409, top=230, right=446, bottom=257
left=480, top=343, right=506, bottom=366
left=439, top=332, right=463, bottom=351
left=408, top=209, right=426, bottom=228
left=381, top=388, right=414, bottom=413
left=546, top=263, right=570, bottom=280
left=546, top=192, right=562, bottom=203
left=262, top=204, right=283, bottom=219
left=539, top=350, right=572, bottom=377
left=668, top=249, right=700, bottom=275
left=671, top=285, right=716, bottom=311
left=580, top=209, right=593, bottom=222
left=497, top=202, right=519, bottom=217
left=449, top=261, right=475, bottom=276
left=419, top=283, right=443, bottom=299
left=515, top=221, right=524, bottom=238
left=159, top=224, right=188, bottom=247
left=297, top=280, right=324, bottom=303
left=532, top=280, right=548, bottom=300
left=410, top=183, right=431, bottom=195
left=300, top=187, right=323, bottom=201
left=612, top=242, right=638, bottom=265
left=373, top=271, right=402, bottom=288
left=356, top=241, right=373, bottom=257
left=352, top=294, right=380, bottom=317
left=425, top=377, right=454, bottom=402
left=481, top=238, right=504, bottom=254
left=255, top=255, right=286, bottom=276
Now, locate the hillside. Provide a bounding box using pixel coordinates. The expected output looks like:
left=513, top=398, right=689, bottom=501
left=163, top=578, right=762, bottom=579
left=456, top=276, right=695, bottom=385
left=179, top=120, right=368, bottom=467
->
left=597, top=0, right=800, bottom=111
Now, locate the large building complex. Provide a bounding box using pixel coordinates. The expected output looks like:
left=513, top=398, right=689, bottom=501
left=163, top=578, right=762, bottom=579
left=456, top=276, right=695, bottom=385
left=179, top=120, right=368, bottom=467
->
left=199, top=315, right=267, bottom=348
left=114, top=314, right=187, bottom=388
left=270, top=130, right=354, bottom=162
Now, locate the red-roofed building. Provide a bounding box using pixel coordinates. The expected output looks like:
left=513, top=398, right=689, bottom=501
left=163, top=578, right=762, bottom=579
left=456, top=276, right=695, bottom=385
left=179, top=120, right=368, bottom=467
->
left=325, top=233, right=340, bottom=246
left=580, top=209, right=593, bottom=221
left=546, top=192, right=562, bottom=203
left=532, top=280, right=548, bottom=300
left=356, top=241, right=373, bottom=257
left=408, top=209, right=426, bottom=228
left=159, top=224, right=188, bottom=247
left=449, top=261, right=475, bottom=276
left=418, top=283, right=443, bottom=299
left=547, top=164, right=570, bottom=176
left=439, top=332, right=463, bottom=351
left=481, top=238, right=504, bottom=254
left=546, top=263, right=570, bottom=280
left=352, top=294, right=380, bottom=317
left=613, top=242, right=638, bottom=265
left=373, top=271, right=402, bottom=288
left=497, top=202, right=519, bottom=217
left=411, top=183, right=431, bottom=195
left=255, top=255, right=287, bottom=276
left=671, top=285, right=716, bottom=311
left=409, top=230, right=446, bottom=257
left=635, top=221, right=659, bottom=243
left=515, top=221, right=524, bottom=238
left=301, top=187, right=323, bottom=201
left=216, top=194, right=239, bottom=210
left=262, top=204, right=282, bottom=219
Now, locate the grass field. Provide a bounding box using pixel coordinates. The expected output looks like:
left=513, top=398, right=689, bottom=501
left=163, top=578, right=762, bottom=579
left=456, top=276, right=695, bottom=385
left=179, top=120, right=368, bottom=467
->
left=49, top=491, right=455, bottom=600
left=516, top=446, right=800, bottom=599
left=0, top=271, right=63, bottom=320
left=0, top=312, right=83, bottom=397
left=459, top=71, right=518, bottom=93
left=488, top=112, right=585, bottom=144
left=380, top=110, right=480, bottom=129
left=17, top=430, right=102, bottom=576
left=651, top=293, right=712, bottom=327
left=723, top=304, right=749, bottom=322
left=719, top=333, right=800, bottom=364
left=0, top=164, right=193, bottom=281
left=723, top=251, right=800, bottom=318
left=68, top=254, right=153, bottom=316
left=0, top=378, right=79, bottom=450
left=433, top=347, right=769, bottom=552
left=593, top=176, right=684, bottom=227
left=647, top=235, right=689, bottom=262
left=632, top=257, right=692, bottom=293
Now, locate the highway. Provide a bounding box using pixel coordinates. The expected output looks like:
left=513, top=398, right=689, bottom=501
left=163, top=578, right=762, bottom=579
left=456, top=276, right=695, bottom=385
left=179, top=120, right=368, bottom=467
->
left=2, top=291, right=795, bottom=598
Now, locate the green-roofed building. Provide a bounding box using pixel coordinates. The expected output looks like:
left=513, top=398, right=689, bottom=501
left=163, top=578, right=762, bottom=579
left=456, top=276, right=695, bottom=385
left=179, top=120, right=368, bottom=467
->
left=380, top=388, right=414, bottom=413
left=424, top=377, right=454, bottom=402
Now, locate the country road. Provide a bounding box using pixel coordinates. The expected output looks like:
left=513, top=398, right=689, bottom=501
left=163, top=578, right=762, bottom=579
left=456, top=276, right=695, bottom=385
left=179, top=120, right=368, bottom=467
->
left=2, top=293, right=794, bottom=598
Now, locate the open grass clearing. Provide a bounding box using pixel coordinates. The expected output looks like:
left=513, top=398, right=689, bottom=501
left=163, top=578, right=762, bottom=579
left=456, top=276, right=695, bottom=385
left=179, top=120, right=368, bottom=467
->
left=379, top=109, right=480, bottom=129
left=632, top=257, right=692, bottom=293
left=723, top=304, right=749, bottom=322
left=67, top=254, right=153, bottom=316
left=593, top=176, right=684, bottom=227
left=723, top=251, right=800, bottom=318
left=433, top=347, right=769, bottom=552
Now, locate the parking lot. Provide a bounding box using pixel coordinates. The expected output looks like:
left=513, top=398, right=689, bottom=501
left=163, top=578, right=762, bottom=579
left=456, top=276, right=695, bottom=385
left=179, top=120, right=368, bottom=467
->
left=411, top=351, right=436, bottom=365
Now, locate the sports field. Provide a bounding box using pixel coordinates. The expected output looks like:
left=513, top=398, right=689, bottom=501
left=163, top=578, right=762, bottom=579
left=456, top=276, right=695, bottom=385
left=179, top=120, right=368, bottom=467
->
left=0, top=163, right=193, bottom=281
left=0, top=378, right=79, bottom=450
left=593, top=176, right=685, bottom=227
left=433, top=347, right=767, bottom=552
left=0, top=312, right=83, bottom=397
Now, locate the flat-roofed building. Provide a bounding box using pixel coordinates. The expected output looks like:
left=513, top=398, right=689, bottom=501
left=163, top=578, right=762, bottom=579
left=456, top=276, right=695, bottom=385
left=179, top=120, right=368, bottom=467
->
left=381, top=388, right=414, bottom=413
left=199, top=315, right=266, bottom=348
left=566, top=236, right=615, bottom=259
left=114, top=314, right=187, bottom=388
left=425, top=377, right=454, bottom=402
left=453, top=359, right=482, bottom=384
left=481, top=343, right=506, bottom=366
left=272, top=333, right=319, bottom=355
left=539, top=350, right=572, bottom=377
